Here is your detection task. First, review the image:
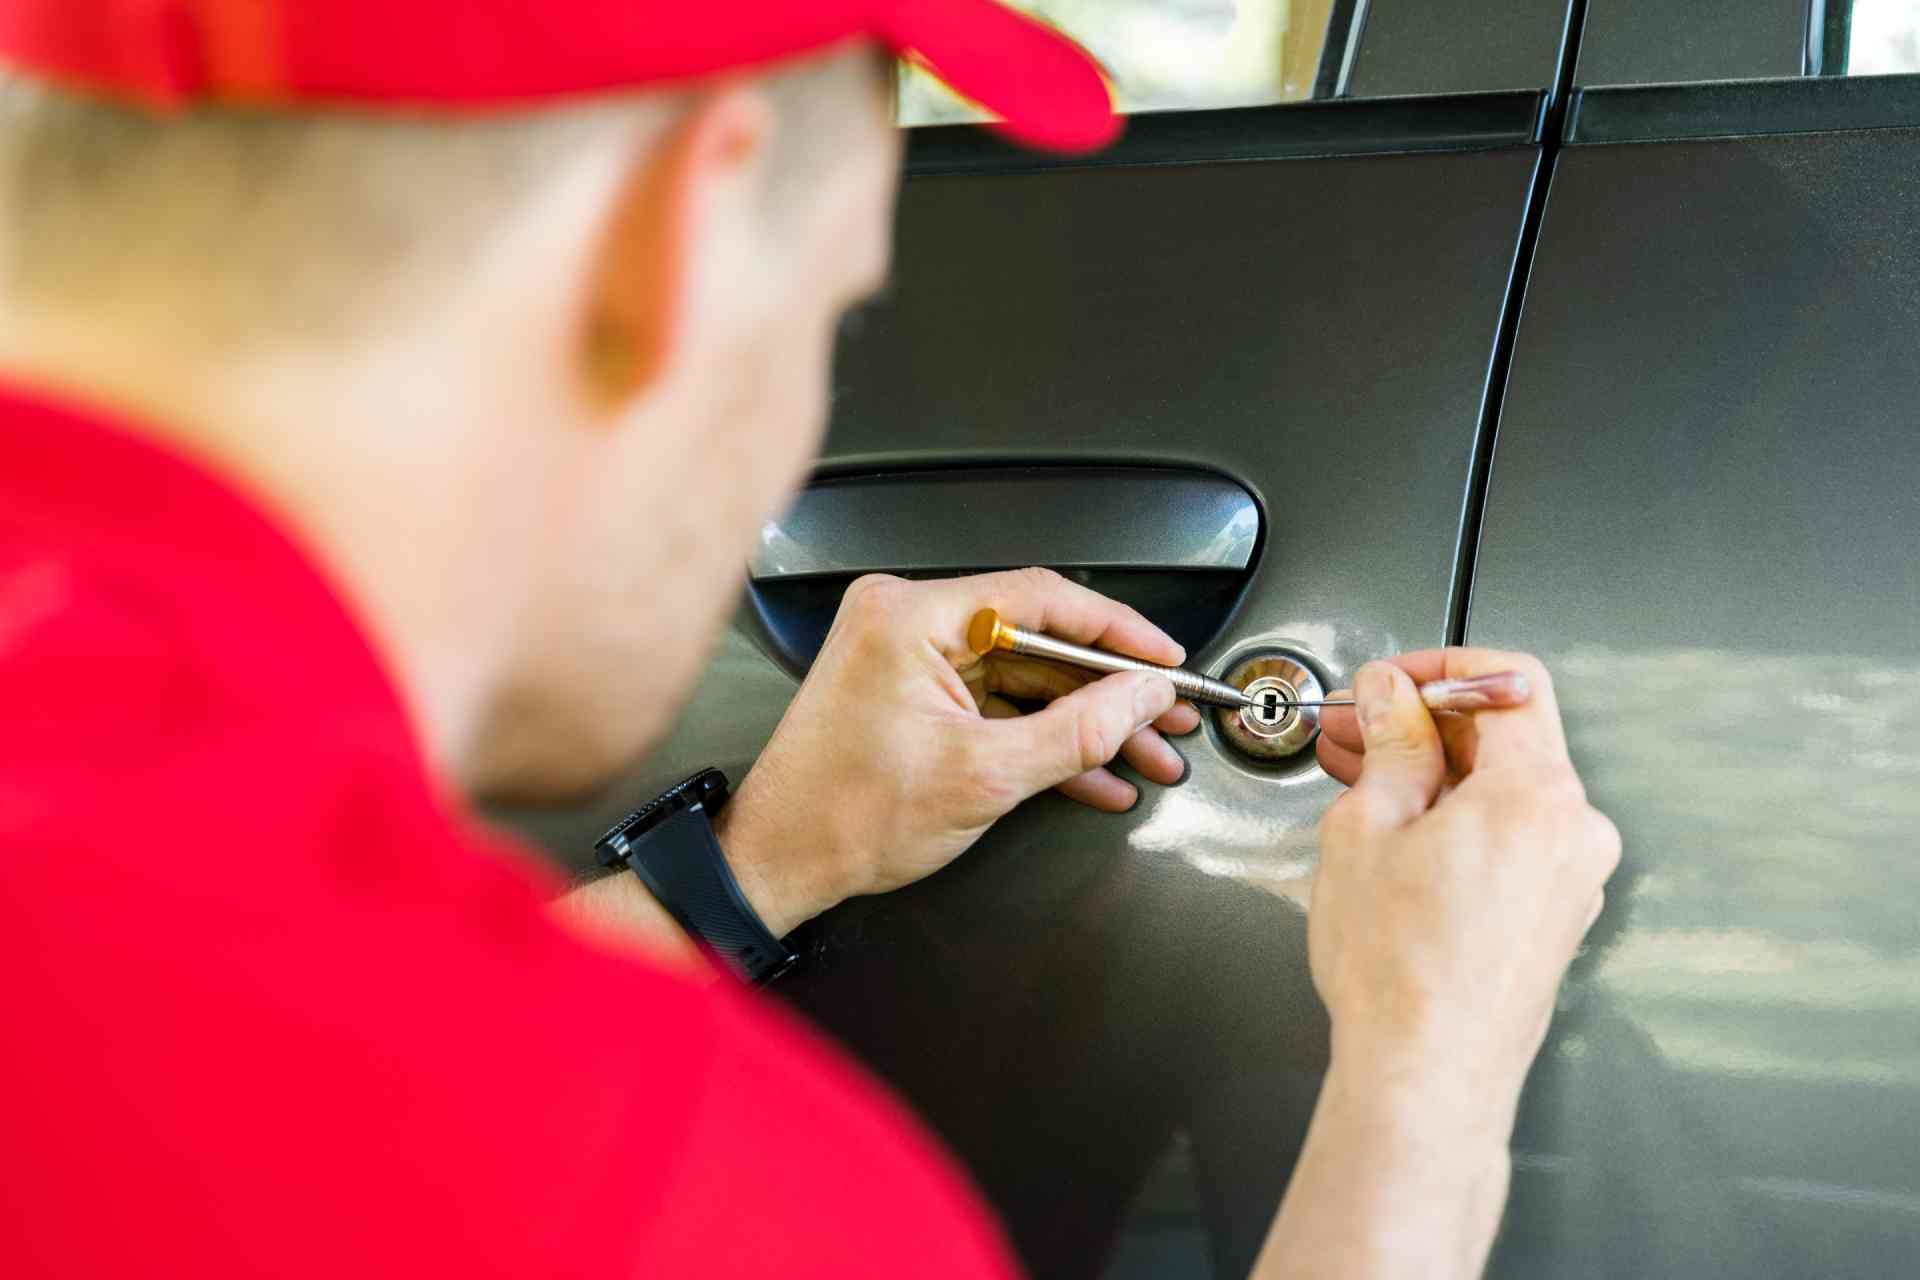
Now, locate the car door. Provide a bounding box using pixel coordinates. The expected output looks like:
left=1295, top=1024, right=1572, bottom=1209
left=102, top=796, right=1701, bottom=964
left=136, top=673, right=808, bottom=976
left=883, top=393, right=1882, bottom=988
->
left=505, top=5, right=1572, bottom=1277
left=1467, top=3, right=1920, bottom=1275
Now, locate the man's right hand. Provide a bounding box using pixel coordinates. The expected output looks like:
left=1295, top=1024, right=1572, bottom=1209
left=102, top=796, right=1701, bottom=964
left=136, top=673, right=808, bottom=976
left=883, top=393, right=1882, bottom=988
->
left=1309, top=650, right=1620, bottom=1111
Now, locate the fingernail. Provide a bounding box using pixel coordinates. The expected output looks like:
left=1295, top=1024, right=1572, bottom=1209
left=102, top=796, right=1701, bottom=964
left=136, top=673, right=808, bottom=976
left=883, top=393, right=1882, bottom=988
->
left=1355, top=664, right=1395, bottom=735
left=1135, top=674, right=1176, bottom=725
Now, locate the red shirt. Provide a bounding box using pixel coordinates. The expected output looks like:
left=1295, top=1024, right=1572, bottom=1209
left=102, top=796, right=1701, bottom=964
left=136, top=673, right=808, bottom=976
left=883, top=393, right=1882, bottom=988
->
left=0, top=382, right=1016, bottom=1278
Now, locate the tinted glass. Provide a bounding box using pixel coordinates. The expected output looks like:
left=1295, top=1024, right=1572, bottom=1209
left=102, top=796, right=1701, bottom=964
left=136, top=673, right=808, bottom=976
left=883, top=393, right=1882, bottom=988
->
left=1579, top=0, right=1920, bottom=85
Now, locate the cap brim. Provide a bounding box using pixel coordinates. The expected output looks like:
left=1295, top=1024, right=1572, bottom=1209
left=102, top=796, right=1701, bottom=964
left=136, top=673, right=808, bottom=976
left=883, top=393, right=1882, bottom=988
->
left=874, top=0, right=1121, bottom=152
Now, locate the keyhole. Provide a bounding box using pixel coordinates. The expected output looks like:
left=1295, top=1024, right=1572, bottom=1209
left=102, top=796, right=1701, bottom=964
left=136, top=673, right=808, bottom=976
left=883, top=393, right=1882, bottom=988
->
left=1238, top=676, right=1300, bottom=737
left=1221, top=657, right=1322, bottom=761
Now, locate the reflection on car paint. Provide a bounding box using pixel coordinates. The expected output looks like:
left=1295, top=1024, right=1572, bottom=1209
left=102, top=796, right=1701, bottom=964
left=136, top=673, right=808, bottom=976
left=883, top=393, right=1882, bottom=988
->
left=1557, top=647, right=1920, bottom=1090
left=1475, top=646, right=1920, bottom=1274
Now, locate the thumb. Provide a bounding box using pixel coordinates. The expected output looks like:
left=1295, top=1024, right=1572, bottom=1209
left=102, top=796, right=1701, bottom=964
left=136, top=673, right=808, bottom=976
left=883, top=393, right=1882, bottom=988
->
left=1346, top=661, right=1447, bottom=829
left=986, top=671, right=1176, bottom=802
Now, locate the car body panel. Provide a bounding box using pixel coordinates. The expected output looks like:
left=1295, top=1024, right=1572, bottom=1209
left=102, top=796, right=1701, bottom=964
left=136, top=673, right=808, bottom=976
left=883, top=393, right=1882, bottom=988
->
left=1469, top=121, right=1920, bottom=1276
left=803, top=145, right=1536, bottom=1277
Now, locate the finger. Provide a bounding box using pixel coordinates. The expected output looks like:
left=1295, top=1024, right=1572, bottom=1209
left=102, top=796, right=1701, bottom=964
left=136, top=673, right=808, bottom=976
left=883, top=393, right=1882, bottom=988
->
left=1345, top=662, right=1447, bottom=829
left=1434, top=650, right=1565, bottom=769
left=981, top=659, right=1197, bottom=738
left=1316, top=736, right=1365, bottom=787
left=1119, top=726, right=1186, bottom=785
left=1319, top=692, right=1361, bottom=753
left=1368, top=648, right=1565, bottom=769
left=1357, top=649, right=1454, bottom=685
left=982, top=655, right=1090, bottom=703
left=1325, top=650, right=1507, bottom=693
left=984, top=669, right=1177, bottom=800
left=1315, top=650, right=1560, bottom=768
left=1056, top=767, right=1138, bottom=812
left=1434, top=711, right=1479, bottom=777
left=980, top=694, right=1023, bottom=720
left=1156, top=699, right=1202, bottom=737
left=930, top=567, right=1185, bottom=667
left=1327, top=700, right=1478, bottom=777
left=1321, top=655, right=1495, bottom=753
left=823, top=573, right=906, bottom=650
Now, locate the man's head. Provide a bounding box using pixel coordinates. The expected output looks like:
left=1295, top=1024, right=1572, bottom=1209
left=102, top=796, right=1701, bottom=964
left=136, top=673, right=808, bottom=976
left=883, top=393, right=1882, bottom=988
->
left=0, top=2, right=1115, bottom=800
left=0, top=47, right=900, bottom=798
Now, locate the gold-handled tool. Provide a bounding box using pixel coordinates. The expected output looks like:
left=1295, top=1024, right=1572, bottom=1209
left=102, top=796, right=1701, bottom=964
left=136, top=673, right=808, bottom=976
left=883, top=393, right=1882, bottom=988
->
left=966, top=609, right=1532, bottom=713
left=968, top=608, right=1249, bottom=708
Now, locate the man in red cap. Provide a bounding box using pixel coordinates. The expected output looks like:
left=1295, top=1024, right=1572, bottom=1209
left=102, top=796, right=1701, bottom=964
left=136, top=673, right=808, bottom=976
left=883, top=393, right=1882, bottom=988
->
left=0, top=3, right=1618, bottom=1276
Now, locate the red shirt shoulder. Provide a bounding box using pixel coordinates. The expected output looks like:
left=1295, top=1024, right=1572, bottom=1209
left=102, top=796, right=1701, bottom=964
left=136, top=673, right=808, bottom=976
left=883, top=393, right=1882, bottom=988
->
left=0, top=384, right=1016, bottom=1279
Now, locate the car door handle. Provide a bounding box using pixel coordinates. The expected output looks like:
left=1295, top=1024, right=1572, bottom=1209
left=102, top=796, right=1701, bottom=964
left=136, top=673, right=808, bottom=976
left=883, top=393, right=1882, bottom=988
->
left=744, top=466, right=1261, bottom=672
left=749, top=466, right=1259, bottom=580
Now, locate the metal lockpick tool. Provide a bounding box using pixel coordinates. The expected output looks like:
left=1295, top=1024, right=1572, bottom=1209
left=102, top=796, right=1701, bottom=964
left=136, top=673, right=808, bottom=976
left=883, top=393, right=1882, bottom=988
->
left=966, top=609, right=1532, bottom=714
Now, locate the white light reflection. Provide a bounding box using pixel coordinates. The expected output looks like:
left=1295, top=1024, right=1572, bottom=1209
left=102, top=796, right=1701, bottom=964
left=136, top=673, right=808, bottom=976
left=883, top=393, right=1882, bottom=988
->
left=1127, top=776, right=1320, bottom=910
left=1554, top=646, right=1920, bottom=1087
left=1268, top=621, right=1343, bottom=668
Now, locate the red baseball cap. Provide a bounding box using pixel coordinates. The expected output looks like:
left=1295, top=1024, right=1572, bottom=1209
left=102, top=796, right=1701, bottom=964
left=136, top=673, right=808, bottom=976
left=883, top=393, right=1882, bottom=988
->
left=0, top=0, right=1119, bottom=151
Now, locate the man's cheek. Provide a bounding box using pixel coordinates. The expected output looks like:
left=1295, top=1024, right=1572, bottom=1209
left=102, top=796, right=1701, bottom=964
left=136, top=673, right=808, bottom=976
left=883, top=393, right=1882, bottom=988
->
left=764, top=345, right=833, bottom=509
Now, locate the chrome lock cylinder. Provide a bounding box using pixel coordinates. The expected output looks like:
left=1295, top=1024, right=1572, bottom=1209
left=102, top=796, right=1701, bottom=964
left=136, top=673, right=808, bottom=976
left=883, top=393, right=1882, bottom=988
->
left=1215, top=653, right=1325, bottom=761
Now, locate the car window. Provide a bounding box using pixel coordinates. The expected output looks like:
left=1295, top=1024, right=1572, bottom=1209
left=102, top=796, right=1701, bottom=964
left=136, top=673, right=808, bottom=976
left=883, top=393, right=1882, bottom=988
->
left=1849, top=0, right=1920, bottom=74
left=1580, top=0, right=1920, bottom=87
left=897, top=0, right=1341, bottom=126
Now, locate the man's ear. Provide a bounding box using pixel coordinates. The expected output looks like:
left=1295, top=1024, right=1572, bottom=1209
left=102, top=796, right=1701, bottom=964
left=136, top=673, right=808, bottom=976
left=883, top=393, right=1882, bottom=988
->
left=579, top=86, right=774, bottom=411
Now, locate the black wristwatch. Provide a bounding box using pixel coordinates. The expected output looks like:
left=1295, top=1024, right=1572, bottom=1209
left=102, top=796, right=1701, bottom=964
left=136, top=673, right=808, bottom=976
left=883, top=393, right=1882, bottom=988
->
left=594, top=768, right=798, bottom=984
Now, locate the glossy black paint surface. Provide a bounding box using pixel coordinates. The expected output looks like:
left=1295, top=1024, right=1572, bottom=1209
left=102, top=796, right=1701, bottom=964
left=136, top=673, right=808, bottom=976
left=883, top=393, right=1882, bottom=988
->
left=1470, top=123, right=1920, bottom=1276
left=1567, top=71, right=1920, bottom=143
left=904, top=92, right=1548, bottom=177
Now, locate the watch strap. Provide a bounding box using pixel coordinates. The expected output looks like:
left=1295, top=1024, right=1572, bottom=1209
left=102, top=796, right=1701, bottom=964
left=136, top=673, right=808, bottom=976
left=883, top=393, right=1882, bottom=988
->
left=596, top=771, right=796, bottom=984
